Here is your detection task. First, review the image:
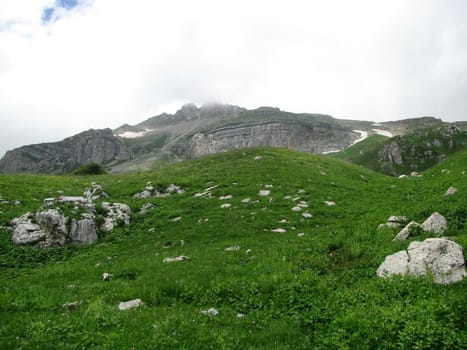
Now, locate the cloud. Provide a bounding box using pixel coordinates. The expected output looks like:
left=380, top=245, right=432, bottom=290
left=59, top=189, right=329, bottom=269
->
left=0, top=0, right=466, bottom=157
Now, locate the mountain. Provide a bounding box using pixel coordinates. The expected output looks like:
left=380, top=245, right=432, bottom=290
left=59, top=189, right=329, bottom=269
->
left=334, top=124, right=467, bottom=176
left=0, top=147, right=466, bottom=348
left=0, top=103, right=459, bottom=174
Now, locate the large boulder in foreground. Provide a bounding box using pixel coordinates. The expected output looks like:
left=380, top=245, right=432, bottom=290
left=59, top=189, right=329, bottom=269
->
left=377, top=238, right=466, bottom=284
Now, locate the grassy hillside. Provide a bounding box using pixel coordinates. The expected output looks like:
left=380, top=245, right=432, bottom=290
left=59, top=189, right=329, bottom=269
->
left=333, top=125, right=467, bottom=176
left=332, top=134, right=389, bottom=168
left=0, top=148, right=466, bottom=349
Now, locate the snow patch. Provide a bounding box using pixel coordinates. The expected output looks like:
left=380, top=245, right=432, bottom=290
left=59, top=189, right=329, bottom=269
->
left=351, top=130, right=369, bottom=145
left=373, top=129, right=393, bottom=137
left=118, top=129, right=153, bottom=138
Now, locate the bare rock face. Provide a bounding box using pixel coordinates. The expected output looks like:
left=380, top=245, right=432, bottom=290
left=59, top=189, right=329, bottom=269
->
left=377, top=238, right=466, bottom=284
left=0, top=129, right=129, bottom=174
left=180, top=122, right=356, bottom=158
left=379, top=141, right=403, bottom=166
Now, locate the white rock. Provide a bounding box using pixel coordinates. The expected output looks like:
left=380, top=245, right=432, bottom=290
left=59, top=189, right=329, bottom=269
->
left=102, top=272, right=112, bottom=281
left=220, top=203, right=232, bottom=209
left=219, top=195, right=233, bottom=200
left=194, top=185, right=219, bottom=198
left=420, top=212, right=448, bottom=235
left=237, top=313, right=245, bottom=318
left=171, top=216, right=182, bottom=222
left=302, top=213, right=313, bottom=218
left=291, top=206, right=302, bottom=212
left=265, top=184, right=273, bottom=188
left=324, top=201, right=336, bottom=206
left=271, top=228, right=286, bottom=233
left=254, top=156, right=263, bottom=161
left=377, top=238, right=466, bottom=284
left=118, top=299, right=143, bottom=311
left=224, top=245, right=240, bottom=251
left=245, top=249, right=252, bottom=254
left=297, top=233, right=305, bottom=238
left=444, top=187, right=458, bottom=196
left=163, top=256, right=189, bottom=263
left=278, top=219, right=288, bottom=223
left=200, top=307, right=219, bottom=316
left=398, top=174, right=408, bottom=179
left=393, top=221, right=420, bottom=241
left=297, top=202, right=308, bottom=208
left=259, top=190, right=270, bottom=196
left=241, top=198, right=251, bottom=203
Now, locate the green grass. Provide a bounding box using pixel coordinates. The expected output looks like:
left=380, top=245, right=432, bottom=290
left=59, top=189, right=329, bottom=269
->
left=0, top=147, right=466, bottom=349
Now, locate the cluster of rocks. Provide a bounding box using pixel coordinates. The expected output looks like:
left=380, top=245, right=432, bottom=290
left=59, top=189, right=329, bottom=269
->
left=10, top=183, right=131, bottom=248
left=377, top=211, right=466, bottom=284
left=133, top=182, right=184, bottom=199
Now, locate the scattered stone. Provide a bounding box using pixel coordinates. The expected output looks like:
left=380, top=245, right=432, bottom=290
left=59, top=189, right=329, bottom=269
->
left=297, top=201, right=308, bottom=208
left=194, top=185, right=219, bottom=198
left=377, top=238, right=466, bottom=284
left=224, top=245, right=240, bottom=251
left=171, top=216, right=182, bottom=222
left=271, top=228, right=286, bottom=233
left=101, top=202, right=131, bottom=232
left=241, top=198, right=251, bottom=203
left=134, top=183, right=184, bottom=199
left=245, top=249, right=252, bottom=254
left=291, top=206, right=302, bottom=212
left=420, top=212, right=448, bottom=235
left=393, top=221, right=420, bottom=241
left=441, top=169, right=450, bottom=174
left=278, top=219, right=288, bottom=223
left=297, top=233, right=305, bottom=238
left=200, top=307, right=219, bottom=316
left=398, top=174, right=408, bottom=179
left=302, top=213, right=313, bottom=218
left=43, top=198, right=57, bottom=206
left=444, top=187, right=458, bottom=196
left=265, top=184, right=273, bottom=188
left=180, top=240, right=185, bottom=246
left=62, top=301, right=81, bottom=309
left=14, top=200, right=21, bottom=206
left=298, top=189, right=305, bottom=194
left=220, top=203, right=232, bottom=209
left=83, top=183, right=109, bottom=200
left=259, top=190, right=270, bottom=196
left=163, top=256, right=189, bottom=263
left=320, top=171, right=327, bottom=176
left=59, top=196, right=95, bottom=212
left=324, top=201, right=336, bottom=206
left=140, top=203, right=156, bottom=214
left=118, top=299, right=144, bottom=311
left=410, top=172, right=420, bottom=177
left=283, top=195, right=292, bottom=200
left=219, top=195, right=233, bottom=200
left=254, top=156, right=263, bottom=161
left=237, top=313, right=245, bottom=318
left=148, top=228, right=155, bottom=233
left=102, top=272, right=112, bottom=281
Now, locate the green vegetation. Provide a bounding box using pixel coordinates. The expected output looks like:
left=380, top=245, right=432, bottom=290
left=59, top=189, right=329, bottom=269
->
left=72, top=163, right=108, bottom=175
left=0, top=147, right=466, bottom=349
left=334, top=125, right=467, bottom=176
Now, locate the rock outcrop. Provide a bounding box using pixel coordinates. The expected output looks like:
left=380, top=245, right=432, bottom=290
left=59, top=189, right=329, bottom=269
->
left=377, top=238, right=466, bottom=284
left=0, top=129, right=129, bottom=174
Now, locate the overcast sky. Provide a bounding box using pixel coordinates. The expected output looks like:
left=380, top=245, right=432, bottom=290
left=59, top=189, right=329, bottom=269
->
left=1, top=0, right=467, bottom=157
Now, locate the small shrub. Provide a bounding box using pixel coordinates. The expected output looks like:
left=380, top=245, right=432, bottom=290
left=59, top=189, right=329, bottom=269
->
left=72, top=163, right=108, bottom=175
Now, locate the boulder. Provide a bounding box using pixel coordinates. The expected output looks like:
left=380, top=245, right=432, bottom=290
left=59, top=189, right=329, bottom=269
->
left=101, top=202, right=131, bottom=232
left=11, top=210, right=68, bottom=248
left=134, top=183, right=184, bottom=199
left=139, top=203, right=156, bottom=214
left=377, top=238, right=466, bottom=284
left=420, top=212, right=448, bottom=235
left=70, top=214, right=97, bottom=244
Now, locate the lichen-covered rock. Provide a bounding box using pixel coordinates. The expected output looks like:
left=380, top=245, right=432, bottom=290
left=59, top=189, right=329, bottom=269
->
left=377, top=238, right=466, bottom=284
left=83, top=183, right=109, bottom=200
left=11, top=213, right=44, bottom=245
left=393, top=221, right=420, bottom=241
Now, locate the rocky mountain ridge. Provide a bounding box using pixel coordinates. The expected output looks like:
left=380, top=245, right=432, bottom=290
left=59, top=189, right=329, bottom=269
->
left=0, top=103, right=458, bottom=174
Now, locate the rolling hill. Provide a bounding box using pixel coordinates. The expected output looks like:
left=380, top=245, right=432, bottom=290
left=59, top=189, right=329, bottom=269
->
left=0, top=147, right=466, bottom=349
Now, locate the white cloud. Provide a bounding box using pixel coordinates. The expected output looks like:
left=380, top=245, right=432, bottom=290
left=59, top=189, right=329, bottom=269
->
left=0, top=0, right=466, bottom=156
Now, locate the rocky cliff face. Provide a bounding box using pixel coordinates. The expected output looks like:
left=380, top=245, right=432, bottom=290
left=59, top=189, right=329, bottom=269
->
left=376, top=125, right=467, bottom=176
left=176, top=121, right=356, bottom=158
left=0, top=129, right=129, bottom=174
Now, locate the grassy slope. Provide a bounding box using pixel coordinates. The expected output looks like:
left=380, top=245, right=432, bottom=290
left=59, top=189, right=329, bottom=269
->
left=0, top=148, right=466, bottom=349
